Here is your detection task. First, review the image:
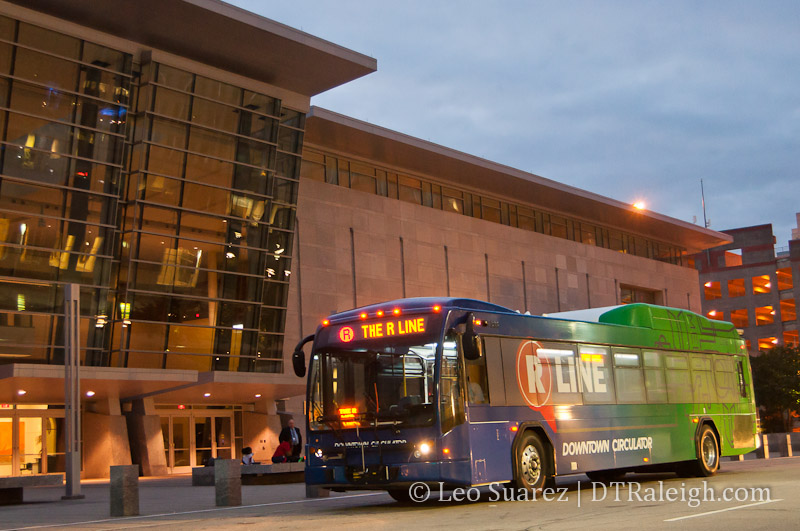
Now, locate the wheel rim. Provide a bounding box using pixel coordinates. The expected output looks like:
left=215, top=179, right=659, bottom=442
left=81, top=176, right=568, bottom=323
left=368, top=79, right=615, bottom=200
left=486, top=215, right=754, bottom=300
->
left=701, top=433, right=717, bottom=469
left=520, top=444, right=542, bottom=486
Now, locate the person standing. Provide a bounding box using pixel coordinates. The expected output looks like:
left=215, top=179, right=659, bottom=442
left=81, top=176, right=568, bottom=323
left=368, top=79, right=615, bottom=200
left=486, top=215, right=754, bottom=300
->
left=279, top=418, right=302, bottom=458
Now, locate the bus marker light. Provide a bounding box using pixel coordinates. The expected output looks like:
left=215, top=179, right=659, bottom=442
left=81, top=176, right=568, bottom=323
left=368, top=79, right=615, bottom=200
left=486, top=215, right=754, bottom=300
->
left=360, top=312, right=368, bottom=320
left=643, top=457, right=649, bottom=462
left=377, top=310, right=384, bottom=317
left=433, top=305, right=441, bottom=313
left=692, top=418, right=699, bottom=423
left=393, top=308, right=401, bottom=316
left=322, top=319, right=330, bottom=326
left=510, top=426, right=518, bottom=432
left=442, top=448, right=450, bottom=455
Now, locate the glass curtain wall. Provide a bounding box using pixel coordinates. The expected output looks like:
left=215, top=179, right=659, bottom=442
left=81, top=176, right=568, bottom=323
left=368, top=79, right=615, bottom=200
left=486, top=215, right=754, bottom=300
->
left=0, top=16, right=132, bottom=365
left=115, top=61, right=303, bottom=373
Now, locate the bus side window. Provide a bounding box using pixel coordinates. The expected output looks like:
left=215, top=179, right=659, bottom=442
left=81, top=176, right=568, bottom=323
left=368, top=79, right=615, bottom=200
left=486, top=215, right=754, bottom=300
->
left=466, top=339, right=491, bottom=404
left=690, top=356, right=717, bottom=403
left=579, top=345, right=615, bottom=404
left=665, top=354, right=692, bottom=403
left=714, top=357, right=736, bottom=403
left=736, top=359, right=748, bottom=398
left=440, top=341, right=466, bottom=434
left=538, top=343, right=582, bottom=405
left=613, top=348, right=645, bottom=403
left=642, top=351, right=667, bottom=403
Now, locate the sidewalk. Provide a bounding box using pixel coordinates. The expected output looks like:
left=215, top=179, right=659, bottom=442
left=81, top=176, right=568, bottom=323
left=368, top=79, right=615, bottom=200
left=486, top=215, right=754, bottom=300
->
left=0, top=475, right=345, bottom=530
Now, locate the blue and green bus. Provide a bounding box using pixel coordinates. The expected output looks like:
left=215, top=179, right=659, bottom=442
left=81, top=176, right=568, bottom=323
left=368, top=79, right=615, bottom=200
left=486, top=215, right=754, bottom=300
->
left=291, top=298, right=758, bottom=500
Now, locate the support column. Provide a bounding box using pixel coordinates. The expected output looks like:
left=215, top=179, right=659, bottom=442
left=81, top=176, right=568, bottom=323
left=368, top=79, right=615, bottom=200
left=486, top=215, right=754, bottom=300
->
left=63, top=284, right=84, bottom=500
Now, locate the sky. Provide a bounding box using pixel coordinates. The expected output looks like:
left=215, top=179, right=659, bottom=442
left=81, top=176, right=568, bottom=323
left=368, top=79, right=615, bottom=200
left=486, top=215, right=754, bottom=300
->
left=231, top=0, right=800, bottom=246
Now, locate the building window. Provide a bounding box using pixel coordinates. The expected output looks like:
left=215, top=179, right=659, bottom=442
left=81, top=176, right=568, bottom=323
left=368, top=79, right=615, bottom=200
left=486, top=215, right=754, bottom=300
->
left=758, top=337, right=778, bottom=350
left=730, top=308, right=749, bottom=328
left=785, top=330, right=799, bottom=348
left=299, top=147, right=688, bottom=267
left=754, top=306, right=775, bottom=326
left=727, top=278, right=746, bottom=297
left=703, top=281, right=721, bottom=300
left=752, top=274, right=771, bottom=294
left=398, top=175, right=421, bottom=204
left=578, top=223, right=597, bottom=246
left=349, top=161, right=376, bottom=194
left=299, top=151, right=325, bottom=182
left=480, top=198, right=501, bottom=223
left=777, top=267, right=793, bottom=291
left=442, top=187, right=463, bottom=214
left=607, top=230, right=624, bottom=252
left=620, top=285, right=658, bottom=304
left=780, top=299, right=796, bottom=322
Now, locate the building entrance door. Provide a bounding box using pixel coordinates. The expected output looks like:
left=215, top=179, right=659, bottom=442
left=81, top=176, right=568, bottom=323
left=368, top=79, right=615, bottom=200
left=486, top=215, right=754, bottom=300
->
left=0, top=407, right=65, bottom=476
left=161, top=412, right=234, bottom=472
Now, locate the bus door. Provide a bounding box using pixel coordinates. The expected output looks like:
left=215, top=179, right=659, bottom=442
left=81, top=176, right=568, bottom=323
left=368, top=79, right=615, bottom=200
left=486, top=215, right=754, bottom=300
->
left=732, top=355, right=757, bottom=448
left=464, top=342, right=512, bottom=485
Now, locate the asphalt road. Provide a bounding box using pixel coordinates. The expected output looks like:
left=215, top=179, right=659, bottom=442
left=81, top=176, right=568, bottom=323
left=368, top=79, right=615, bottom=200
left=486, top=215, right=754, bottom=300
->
left=4, top=458, right=796, bottom=530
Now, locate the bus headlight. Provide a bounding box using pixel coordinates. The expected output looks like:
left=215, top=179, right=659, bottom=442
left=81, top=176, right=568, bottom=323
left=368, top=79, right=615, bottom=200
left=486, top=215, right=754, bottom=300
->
left=414, top=442, right=432, bottom=458
left=314, top=447, right=323, bottom=459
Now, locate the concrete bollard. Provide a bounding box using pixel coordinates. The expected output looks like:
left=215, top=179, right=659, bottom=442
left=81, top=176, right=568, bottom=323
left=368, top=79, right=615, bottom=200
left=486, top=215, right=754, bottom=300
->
left=214, top=459, right=241, bottom=507
left=110, top=465, right=139, bottom=517
left=768, top=433, right=793, bottom=457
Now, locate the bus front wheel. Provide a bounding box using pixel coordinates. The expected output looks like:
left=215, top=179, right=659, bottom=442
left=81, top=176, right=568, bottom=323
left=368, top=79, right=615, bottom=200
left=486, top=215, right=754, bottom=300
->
left=693, top=425, right=720, bottom=477
left=514, top=432, right=554, bottom=490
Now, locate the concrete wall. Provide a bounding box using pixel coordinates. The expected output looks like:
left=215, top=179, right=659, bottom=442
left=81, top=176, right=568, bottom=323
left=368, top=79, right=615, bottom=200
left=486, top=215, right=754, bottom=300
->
left=83, top=412, right=132, bottom=478
left=242, top=411, right=281, bottom=464
left=284, top=179, right=703, bottom=347
left=124, top=399, right=168, bottom=476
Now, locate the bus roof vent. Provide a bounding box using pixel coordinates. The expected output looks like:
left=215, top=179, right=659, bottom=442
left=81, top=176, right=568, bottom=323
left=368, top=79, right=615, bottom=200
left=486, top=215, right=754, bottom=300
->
left=598, top=303, right=739, bottom=340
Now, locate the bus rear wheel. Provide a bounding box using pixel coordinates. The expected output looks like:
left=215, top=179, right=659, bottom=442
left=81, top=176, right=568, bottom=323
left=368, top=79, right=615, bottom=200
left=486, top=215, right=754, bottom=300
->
left=692, top=425, right=720, bottom=477
left=514, top=432, right=553, bottom=490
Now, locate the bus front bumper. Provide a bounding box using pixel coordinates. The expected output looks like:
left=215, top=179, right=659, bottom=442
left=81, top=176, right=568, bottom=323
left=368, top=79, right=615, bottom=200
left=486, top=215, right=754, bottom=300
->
left=305, top=460, right=470, bottom=489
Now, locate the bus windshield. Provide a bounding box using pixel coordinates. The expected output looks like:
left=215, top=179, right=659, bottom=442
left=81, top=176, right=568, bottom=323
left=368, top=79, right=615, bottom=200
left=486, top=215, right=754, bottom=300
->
left=308, top=342, right=438, bottom=431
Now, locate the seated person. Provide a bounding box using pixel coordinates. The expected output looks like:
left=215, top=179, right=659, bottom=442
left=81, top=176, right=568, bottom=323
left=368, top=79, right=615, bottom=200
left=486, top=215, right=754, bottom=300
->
left=271, top=441, right=292, bottom=463
left=241, top=446, right=259, bottom=465
left=468, top=380, right=486, bottom=403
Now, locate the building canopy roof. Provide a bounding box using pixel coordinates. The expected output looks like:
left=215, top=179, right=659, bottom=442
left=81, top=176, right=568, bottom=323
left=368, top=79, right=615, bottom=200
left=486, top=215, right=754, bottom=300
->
left=305, top=107, right=732, bottom=254
left=13, top=0, right=377, bottom=96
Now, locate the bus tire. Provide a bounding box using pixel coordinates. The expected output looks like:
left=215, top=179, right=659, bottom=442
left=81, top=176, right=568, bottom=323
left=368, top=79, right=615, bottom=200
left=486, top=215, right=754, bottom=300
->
left=387, top=488, right=412, bottom=502
left=514, top=432, right=553, bottom=490
left=693, top=425, right=720, bottom=477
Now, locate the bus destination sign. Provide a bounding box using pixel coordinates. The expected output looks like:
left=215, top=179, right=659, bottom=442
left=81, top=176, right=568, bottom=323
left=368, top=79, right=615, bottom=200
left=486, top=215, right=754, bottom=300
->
left=335, top=317, right=428, bottom=343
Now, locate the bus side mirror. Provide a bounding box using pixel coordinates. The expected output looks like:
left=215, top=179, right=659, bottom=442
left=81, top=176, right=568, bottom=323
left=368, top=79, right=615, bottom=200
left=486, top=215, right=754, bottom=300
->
left=291, top=334, right=315, bottom=378
left=292, top=350, right=306, bottom=378
left=463, top=313, right=483, bottom=361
